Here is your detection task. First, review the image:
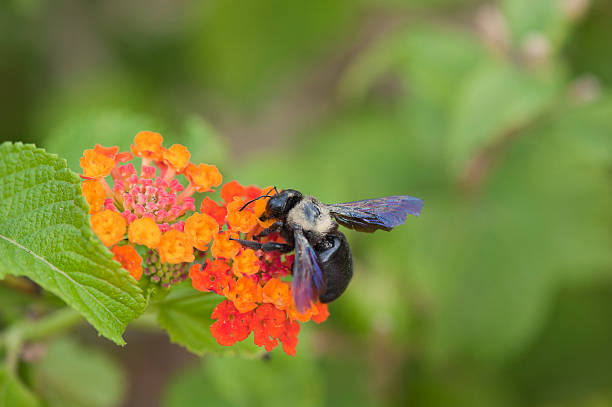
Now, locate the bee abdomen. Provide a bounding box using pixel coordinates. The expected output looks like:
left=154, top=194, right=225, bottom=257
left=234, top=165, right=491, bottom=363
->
left=316, top=231, right=353, bottom=303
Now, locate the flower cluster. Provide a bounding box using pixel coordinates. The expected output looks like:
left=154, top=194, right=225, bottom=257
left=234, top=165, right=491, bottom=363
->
left=189, top=181, right=329, bottom=356
left=80, top=132, right=328, bottom=356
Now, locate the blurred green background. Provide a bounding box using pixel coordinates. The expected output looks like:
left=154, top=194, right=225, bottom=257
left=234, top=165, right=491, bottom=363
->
left=2, top=0, right=612, bottom=406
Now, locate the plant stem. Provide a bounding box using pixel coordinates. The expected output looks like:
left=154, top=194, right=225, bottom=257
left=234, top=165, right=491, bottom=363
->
left=0, top=308, right=83, bottom=372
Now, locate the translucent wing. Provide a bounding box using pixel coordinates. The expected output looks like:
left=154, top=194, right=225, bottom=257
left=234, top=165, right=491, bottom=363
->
left=292, top=225, right=325, bottom=313
left=327, top=195, right=423, bottom=233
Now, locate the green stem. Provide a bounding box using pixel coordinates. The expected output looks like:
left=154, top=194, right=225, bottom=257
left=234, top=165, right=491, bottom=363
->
left=0, top=308, right=83, bottom=372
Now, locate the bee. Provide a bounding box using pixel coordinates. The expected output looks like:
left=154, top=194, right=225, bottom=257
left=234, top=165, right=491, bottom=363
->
left=232, top=188, right=423, bottom=312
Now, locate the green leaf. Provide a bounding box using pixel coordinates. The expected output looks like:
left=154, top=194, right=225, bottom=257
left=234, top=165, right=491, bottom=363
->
left=0, top=143, right=145, bottom=344
left=0, top=369, right=41, bottom=407
left=162, top=352, right=323, bottom=407
left=31, top=338, right=126, bottom=407
left=157, top=283, right=261, bottom=357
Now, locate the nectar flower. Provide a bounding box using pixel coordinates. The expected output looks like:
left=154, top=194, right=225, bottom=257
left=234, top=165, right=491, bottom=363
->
left=221, top=180, right=246, bottom=204
left=190, top=259, right=232, bottom=294
left=81, top=179, right=105, bottom=214
left=80, top=149, right=115, bottom=179
left=311, top=302, right=330, bottom=324
left=128, top=217, right=161, bottom=249
left=200, top=197, right=227, bottom=226
left=112, top=245, right=143, bottom=280
left=250, top=303, right=287, bottom=352
left=93, top=144, right=119, bottom=159
left=184, top=163, right=222, bottom=192
left=184, top=213, right=219, bottom=251
left=279, top=319, right=300, bottom=356
left=81, top=132, right=331, bottom=356
left=211, top=231, right=241, bottom=259
left=131, top=131, right=163, bottom=161
left=232, top=249, right=260, bottom=277
left=224, top=276, right=262, bottom=313
left=262, top=278, right=292, bottom=310
left=157, top=230, right=194, bottom=264
left=90, top=210, right=127, bottom=247
left=226, top=197, right=258, bottom=233
left=254, top=186, right=277, bottom=228
left=210, top=300, right=253, bottom=346
left=162, top=144, right=190, bottom=173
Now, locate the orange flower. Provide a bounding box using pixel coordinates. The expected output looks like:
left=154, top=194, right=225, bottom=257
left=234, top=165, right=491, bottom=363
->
left=162, top=144, right=190, bottom=172
left=111, top=245, right=143, bottom=280
left=287, top=299, right=318, bottom=323
left=254, top=186, right=277, bottom=228
left=232, top=249, right=260, bottom=277
left=80, top=149, right=115, bottom=179
left=81, top=179, right=105, bottom=214
left=200, top=197, right=227, bottom=226
left=157, top=230, right=194, bottom=264
left=131, top=131, right=163, bottom=161
left=262, top=278, right=292, bottom=310
left=224, top=276, right=262, bottom=313
left=311, top=302, right=330, bottom=324
left=128, top=217, right=161, bottom=249
left=184, top=213, right=219, bottom=251
left=90, top=210, right=127, bottom=247
left=184, top=163, right=222, bottom=192
left=93, top=144, right=119, bottom=159
left=226, top=197, right=258, bottom=233
left=211, top=231, right=241, bottom=259
left=221, top=180, right=246, bottom=204
left=190, top=259, right=232, bottom=294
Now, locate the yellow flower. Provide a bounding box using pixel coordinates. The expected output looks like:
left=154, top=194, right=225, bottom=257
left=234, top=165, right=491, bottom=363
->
left=184, top=163, right=222, bottom=192
left=162, top=144, right=191, bottom=172
left=232, top=249, right=260, bottom=277
left=131, top=131, right=163, bottom=161
left=90, top=210, right=126, bottom=247
left=81, top=179, right=105, bottom=214
left=157, top=230, right=195, bottom=264
left=80, top=149, right=115, bottom=179
left=128, top=217, right=161, bottom=249
left=184, top=213, right=219, bottom=251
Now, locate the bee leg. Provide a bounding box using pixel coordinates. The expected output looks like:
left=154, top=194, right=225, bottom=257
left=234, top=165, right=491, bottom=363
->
left=254, top=221, right=283, bottom=239
left=230, top=238, right=294, bottom=253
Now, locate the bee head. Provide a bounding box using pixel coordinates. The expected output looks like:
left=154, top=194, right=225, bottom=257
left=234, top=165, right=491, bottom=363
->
left=238, top=188, right=303, bottom=221
left=262, top=189, right=303, bottom=221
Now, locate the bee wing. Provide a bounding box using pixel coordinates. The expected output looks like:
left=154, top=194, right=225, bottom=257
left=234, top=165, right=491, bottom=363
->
left=327, top=196, right=423, bottom=233
left=292, top=225, right=325, bottom=313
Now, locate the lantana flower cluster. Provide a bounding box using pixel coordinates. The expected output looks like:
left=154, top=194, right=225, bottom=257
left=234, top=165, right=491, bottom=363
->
left=79, top=132, right=328, bottom=356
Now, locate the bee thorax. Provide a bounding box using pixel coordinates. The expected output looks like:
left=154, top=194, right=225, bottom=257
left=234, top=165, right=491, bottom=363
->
left=287, top=196, right=335, bottom=238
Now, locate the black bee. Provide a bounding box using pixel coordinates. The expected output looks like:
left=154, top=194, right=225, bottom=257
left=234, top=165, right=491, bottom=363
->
left=232, top=188, right=423, bottom=312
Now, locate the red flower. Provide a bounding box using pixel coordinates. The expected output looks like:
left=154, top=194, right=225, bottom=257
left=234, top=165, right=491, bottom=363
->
left=190, top=259, right=232, bottom=295
left=210, top=300, right=253, bottom=346
left=200, top=197, right=227, bottom=226
left=221, top=180, right=246, bottom=204
left=250, top=303, right=287, bottom=352
left=279, top=319, right=300, bottom=356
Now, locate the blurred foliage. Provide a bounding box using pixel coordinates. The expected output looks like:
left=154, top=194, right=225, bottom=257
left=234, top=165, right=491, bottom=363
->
left=30, top=338, right=125, bottom=407
left=2, top=0, right=612, bottom=406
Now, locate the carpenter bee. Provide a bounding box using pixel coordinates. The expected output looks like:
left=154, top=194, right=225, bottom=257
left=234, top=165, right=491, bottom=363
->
left=232, top=188, right=423, bottom=312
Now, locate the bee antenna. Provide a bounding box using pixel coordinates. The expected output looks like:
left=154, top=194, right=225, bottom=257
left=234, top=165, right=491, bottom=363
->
left=239, top=194, right=272, bottom=212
